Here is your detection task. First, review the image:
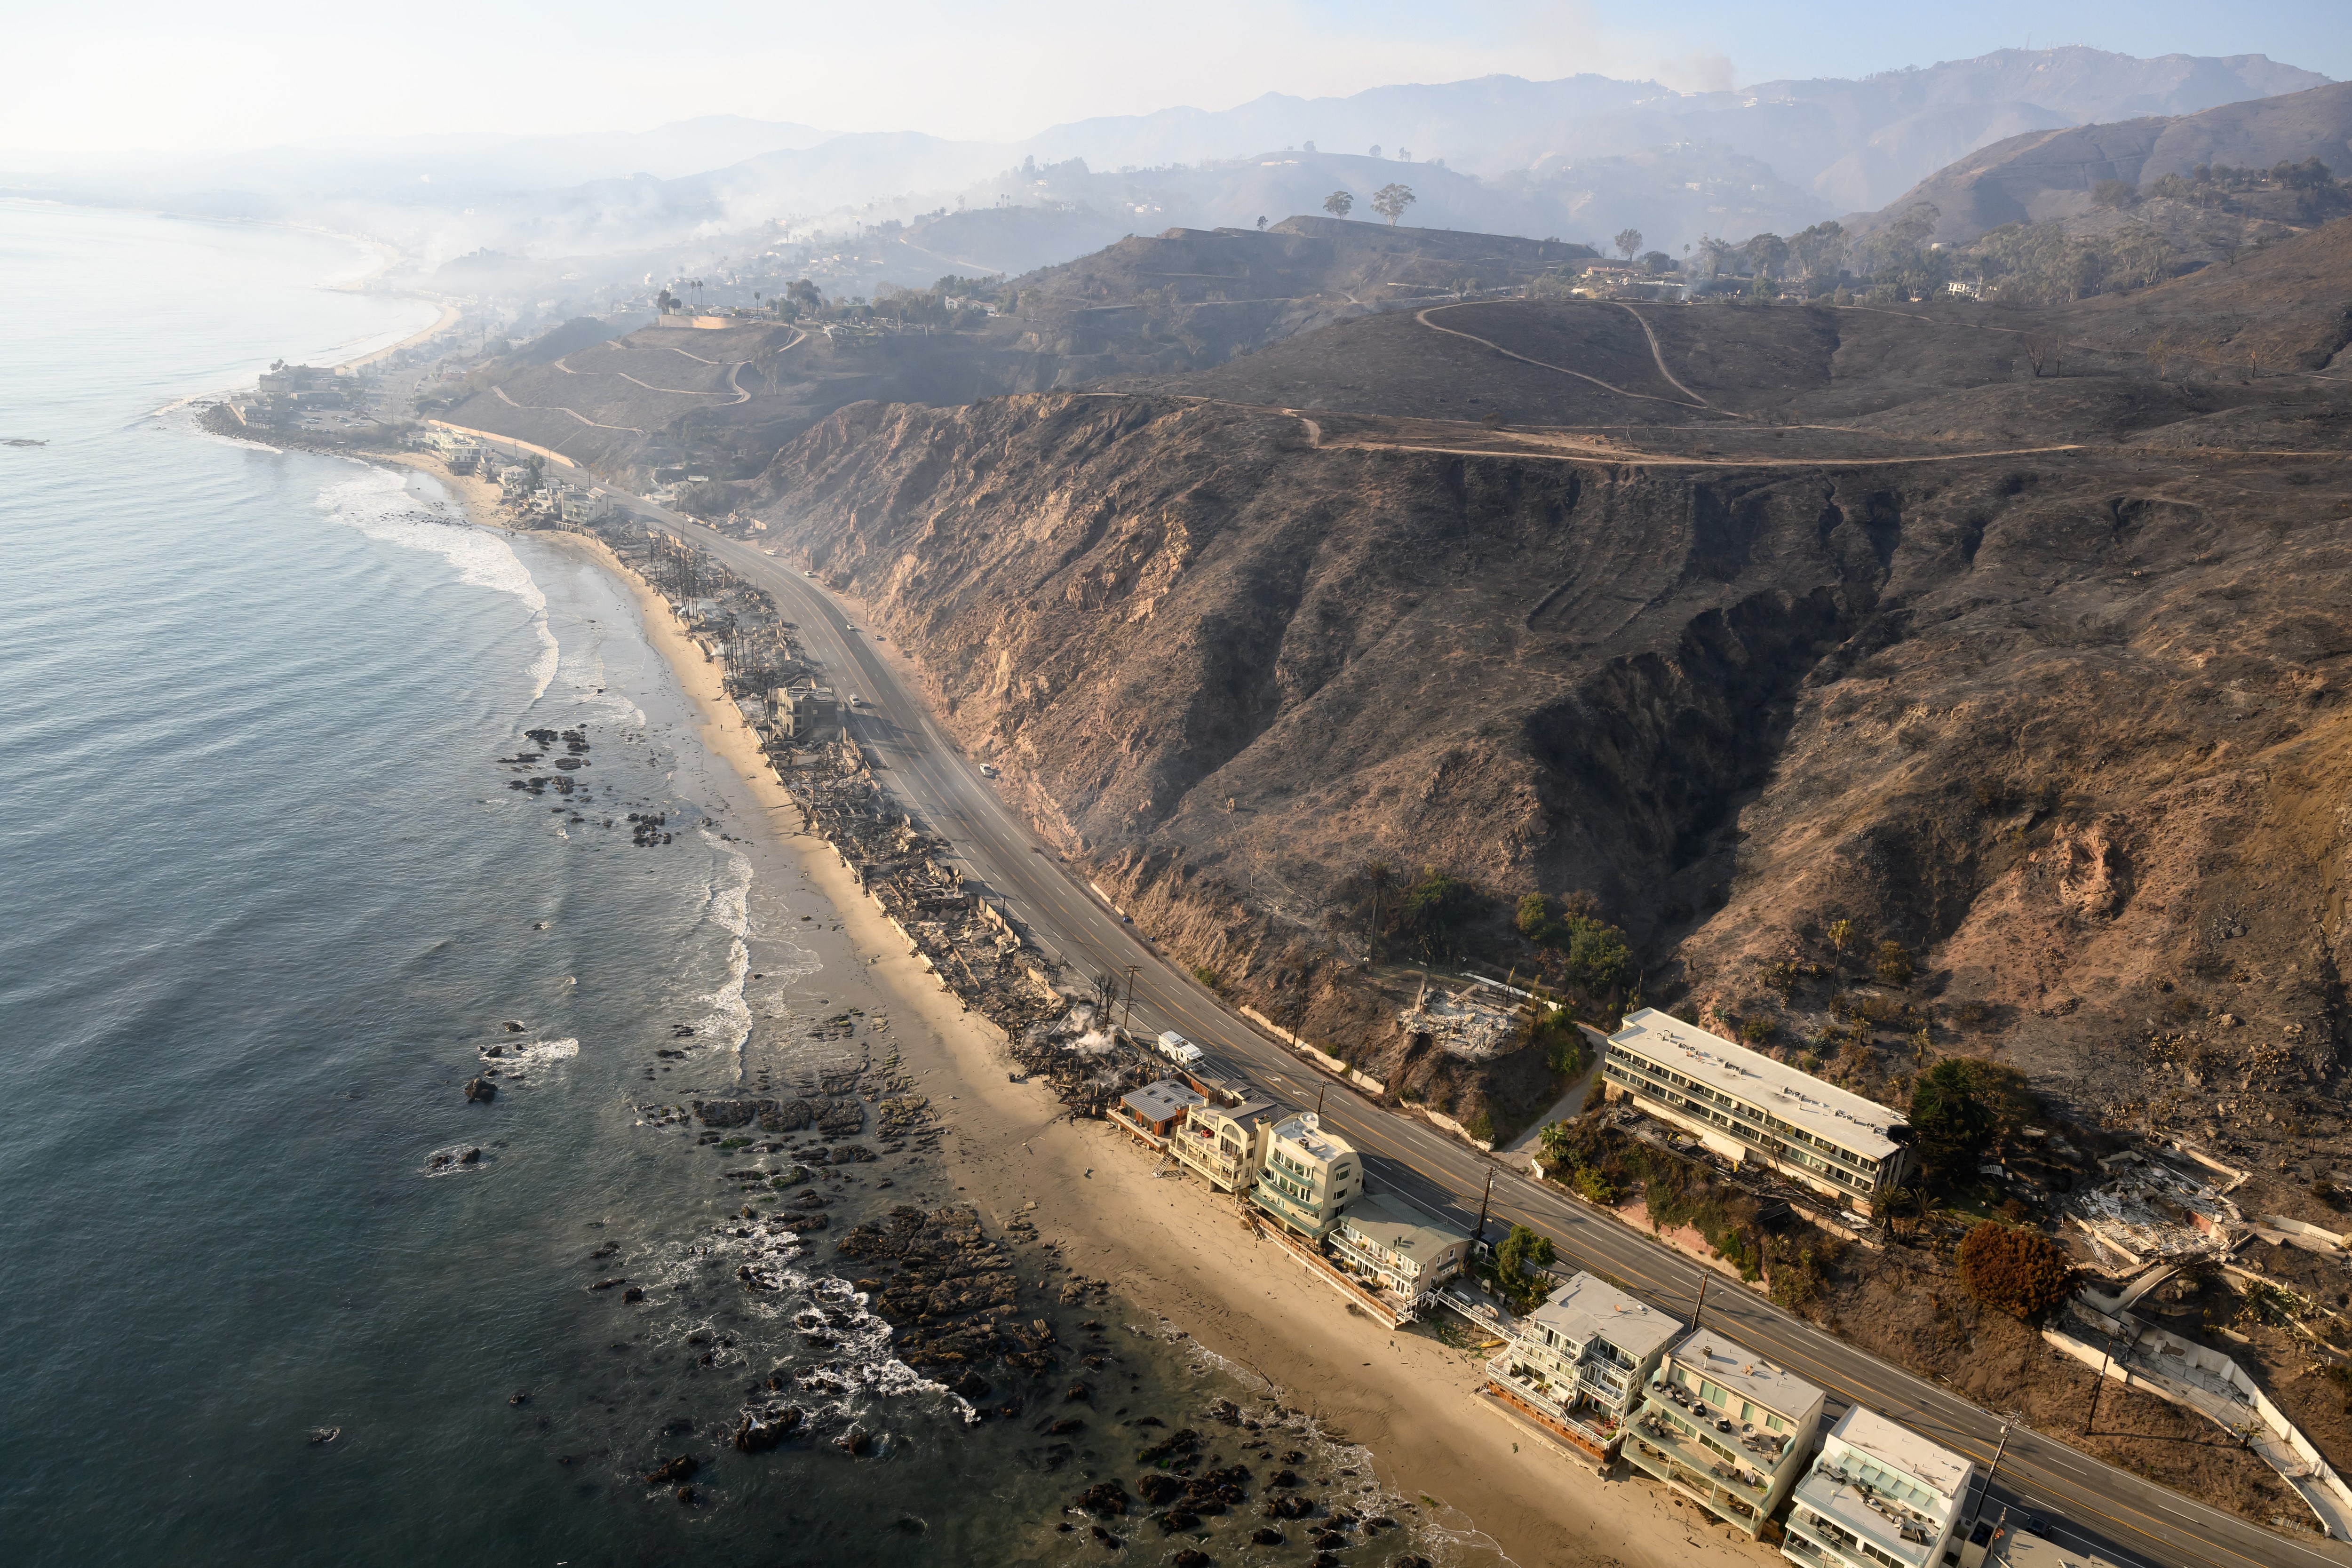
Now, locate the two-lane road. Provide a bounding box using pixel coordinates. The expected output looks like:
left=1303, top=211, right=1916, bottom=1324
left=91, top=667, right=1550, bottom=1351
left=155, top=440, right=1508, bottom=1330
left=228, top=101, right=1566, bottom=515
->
left=622, top=502, right=2345, bottom=1568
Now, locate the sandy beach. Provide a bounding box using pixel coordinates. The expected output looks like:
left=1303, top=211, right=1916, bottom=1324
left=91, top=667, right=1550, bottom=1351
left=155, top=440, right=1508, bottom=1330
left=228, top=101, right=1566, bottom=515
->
left=405, top=458, right=1774, bottom=1568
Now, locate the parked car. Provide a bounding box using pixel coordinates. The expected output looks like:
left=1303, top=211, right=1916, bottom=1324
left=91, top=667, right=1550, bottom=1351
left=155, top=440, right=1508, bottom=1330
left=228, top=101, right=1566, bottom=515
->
left=978, top=764, right=998, bottom=778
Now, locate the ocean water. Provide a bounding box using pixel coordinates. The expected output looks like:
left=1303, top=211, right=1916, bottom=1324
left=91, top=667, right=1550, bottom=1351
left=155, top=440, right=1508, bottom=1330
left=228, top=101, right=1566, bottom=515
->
left=0, top=205, right=1419, bottom=1567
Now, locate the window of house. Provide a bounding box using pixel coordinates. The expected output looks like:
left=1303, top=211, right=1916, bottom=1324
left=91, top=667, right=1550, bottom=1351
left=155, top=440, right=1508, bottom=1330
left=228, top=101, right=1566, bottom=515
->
left=1764, top=1414, right=1786, bottom=1433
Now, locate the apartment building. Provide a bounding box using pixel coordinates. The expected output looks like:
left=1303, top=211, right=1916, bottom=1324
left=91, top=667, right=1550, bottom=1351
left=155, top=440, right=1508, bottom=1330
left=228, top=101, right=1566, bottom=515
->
left=1626, top=1328, right=1827, bottom=1538
left=1486, top=1272, right=1684, bottom=1463
left=1603, top=1009, right=1915, bottom=1214
left=1327, top=1194, right=1470, bottom=1305
left=1784, top=1407, right=1977, bottom=1568
left=1249, top=1112, right=1361, bottom=1240
left=1167, top=1094, right=1282, bottom=1193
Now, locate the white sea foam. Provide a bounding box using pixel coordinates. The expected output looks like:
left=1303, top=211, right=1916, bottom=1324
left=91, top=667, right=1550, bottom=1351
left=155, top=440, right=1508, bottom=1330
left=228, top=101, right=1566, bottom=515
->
left=314, top=466, right=560, bottom=698
left=691, top=845, right=756, bottom=1056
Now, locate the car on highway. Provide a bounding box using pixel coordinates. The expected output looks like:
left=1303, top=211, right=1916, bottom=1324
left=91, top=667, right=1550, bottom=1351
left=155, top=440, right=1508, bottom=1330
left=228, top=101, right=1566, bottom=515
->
left=848, top=695, right=866, bottom=708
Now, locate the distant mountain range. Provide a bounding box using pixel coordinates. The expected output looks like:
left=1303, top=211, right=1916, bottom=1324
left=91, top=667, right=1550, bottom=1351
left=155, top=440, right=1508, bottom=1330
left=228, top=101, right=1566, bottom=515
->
left=2, top=47, right=2330, bottom=282
left=1855, top=79, right=2352, bottom=241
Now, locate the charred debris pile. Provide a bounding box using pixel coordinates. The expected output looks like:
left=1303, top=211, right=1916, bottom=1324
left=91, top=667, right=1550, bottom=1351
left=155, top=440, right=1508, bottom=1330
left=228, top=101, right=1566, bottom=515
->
left=594, top=520, right=1168, bottom=1112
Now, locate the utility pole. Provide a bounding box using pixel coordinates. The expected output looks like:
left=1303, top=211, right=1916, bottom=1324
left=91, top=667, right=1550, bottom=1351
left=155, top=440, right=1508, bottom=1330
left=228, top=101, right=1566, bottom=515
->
left=1121, top=964, right=1139, bottom=1036
left=2083, top=1324, right=2117, bottom=1435
left=1971, top=1424, right=2011, bottom=1529
left=1314, top=1082, right=1327, bottom=1120
left=1691, top=1272, right=1709, bottom=1329
left=1473, top=1169, right=1494, bottom=1242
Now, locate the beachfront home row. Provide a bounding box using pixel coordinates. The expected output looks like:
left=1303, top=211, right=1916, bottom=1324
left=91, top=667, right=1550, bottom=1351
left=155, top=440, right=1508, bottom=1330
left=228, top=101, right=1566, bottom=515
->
left=1626, top=1328, right=1827, bottom=1538
left=1602, top=1008, right=1915, bottom=1215
left=1783, top=1406, right=1979, bottom=1568
left=1486, top=1272, right=1684, bottom=1464
left=1112, top=1080, right=1474, bottom=1312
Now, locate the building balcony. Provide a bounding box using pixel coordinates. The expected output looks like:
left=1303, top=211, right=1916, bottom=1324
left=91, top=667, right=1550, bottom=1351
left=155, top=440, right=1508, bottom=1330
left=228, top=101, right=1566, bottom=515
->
left=1624, top=1402, right=1778, bottom=1533
left=1168, top=1129, right=1246, bottom=1187
left=1787, top=1472, right=1944, bottom=1568
left=1486, top=1354, right=1620, bottom=1451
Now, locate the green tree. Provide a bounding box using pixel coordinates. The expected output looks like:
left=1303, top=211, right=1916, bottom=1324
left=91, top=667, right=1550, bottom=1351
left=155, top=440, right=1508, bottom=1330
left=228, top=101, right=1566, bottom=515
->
left=1789, top=220, right=1847, bottom=288
left=1495, top=1224, right=1555, bottom=1284
left=1515, top=893, right=1553, bottom=941
left=1371, top=183, right=1417, bottom=226
left=1908, top=1058, right=1996, bottom=1181
left=1957, top=1222, right=2075, bottom=1320
left=1323, top=189, right=1354, bottom=219
left=1397, top=865, right=1477, bottom=961
left=1875, top=940, right=1915, bottom=986
left=1742, top=232, right=1789, bottom=279
left=1613, top=227, right=1643, bottom=261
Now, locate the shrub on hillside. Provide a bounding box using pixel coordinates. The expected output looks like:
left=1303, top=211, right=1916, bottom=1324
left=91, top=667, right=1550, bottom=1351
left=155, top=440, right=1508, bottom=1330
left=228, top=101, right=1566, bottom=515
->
left=1957, top=1222, right=2075, bottom=1321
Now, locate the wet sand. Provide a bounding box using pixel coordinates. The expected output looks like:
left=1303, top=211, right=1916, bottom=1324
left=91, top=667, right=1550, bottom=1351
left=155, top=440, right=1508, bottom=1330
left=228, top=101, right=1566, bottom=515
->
left=410, top=462, right=1773, bottom=1568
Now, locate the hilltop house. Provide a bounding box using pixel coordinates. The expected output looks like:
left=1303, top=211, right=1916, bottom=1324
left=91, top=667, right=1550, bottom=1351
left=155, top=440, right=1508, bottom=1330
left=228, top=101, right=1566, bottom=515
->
left=1486, top=1272, right=1684, bottom=1463
left=1603, top=1009, right=1915, bottom=1214
left=1250, top=1112, right=1360, bottom=1240
left=1783, top=1408, right=1977, bottom=1568
left=1626, top=1328, right=1827, bottom=1538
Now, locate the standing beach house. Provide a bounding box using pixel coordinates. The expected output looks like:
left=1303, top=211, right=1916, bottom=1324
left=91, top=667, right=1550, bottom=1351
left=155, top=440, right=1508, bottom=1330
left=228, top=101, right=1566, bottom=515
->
left=1167, top=1094, right=1282, bottom=1192
left=1115, top=1079, right=1207, bottom=1148
left=1249, top=1112, right=1361, bottom=1240
left=1626, top=1328, right=1827, bottom=1538
left=1782, top=1407, right=1977, bottom=1568
left=1485, top=1272, right=1684, bottom=1464
left=1326, top=1193, right=1471, bottom=1308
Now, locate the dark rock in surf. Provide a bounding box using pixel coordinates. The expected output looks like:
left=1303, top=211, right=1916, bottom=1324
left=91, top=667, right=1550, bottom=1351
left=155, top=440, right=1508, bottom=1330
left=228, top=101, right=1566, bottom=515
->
left=621, top=1286, right=645, bottom=1303
left=1076, top=1479, right=1129, bottom=1516
left=693, top=1097, right=775, bottom=1128
left=644, top=1455, right=697, bottom=1485
left=732, top=1404, right=802, bottom=1452
left=464, top=1077, right=496, bottom=1102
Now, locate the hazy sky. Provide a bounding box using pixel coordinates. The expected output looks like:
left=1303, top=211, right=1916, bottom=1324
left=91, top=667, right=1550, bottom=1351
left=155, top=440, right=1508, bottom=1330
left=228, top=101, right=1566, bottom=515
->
left=6, top=0, right=2344, bottom=161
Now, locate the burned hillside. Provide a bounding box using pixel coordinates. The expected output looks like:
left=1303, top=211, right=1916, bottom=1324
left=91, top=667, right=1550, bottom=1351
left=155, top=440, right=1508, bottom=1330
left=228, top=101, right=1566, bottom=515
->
left=730, top=220, right=2352, bottom=1173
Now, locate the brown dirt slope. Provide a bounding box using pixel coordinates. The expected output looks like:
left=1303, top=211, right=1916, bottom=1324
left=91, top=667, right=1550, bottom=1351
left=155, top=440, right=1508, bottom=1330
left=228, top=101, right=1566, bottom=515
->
left=1858, top=80, right=2352, bottom=243
left=742, top=224, right=2352, bottom=1170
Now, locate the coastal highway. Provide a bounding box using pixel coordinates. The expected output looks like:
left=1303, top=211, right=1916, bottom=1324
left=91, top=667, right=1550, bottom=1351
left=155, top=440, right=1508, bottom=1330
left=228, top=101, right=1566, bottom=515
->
left=623, top=502, right=2344, bottom=1568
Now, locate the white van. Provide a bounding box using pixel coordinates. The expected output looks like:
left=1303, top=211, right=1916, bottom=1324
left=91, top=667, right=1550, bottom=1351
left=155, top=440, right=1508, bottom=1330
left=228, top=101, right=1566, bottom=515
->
left=1157, top=1030, right=1204, bottom=1067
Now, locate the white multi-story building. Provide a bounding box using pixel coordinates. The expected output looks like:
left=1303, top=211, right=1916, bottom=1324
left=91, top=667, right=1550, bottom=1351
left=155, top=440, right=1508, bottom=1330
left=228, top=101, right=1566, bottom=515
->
left=1603, top=1009, right=1915, bottom=1214
left=1249, top=1112, right=1361, bottom=1240
left=1783, top=1407, right=1977, bottom=1568
left=1626, top=1328, right=1827, bottom=1538
left=1486, top=1272, right=1684, bottom=1462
